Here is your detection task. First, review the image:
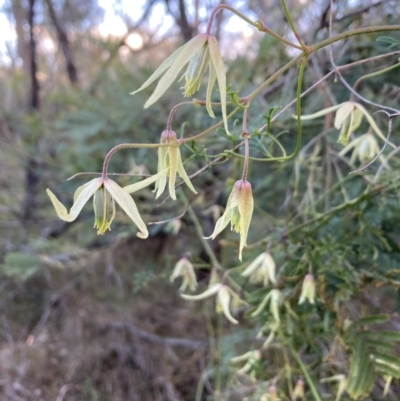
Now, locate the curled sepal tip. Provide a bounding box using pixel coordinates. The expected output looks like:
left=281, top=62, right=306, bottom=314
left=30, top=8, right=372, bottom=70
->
left=47, top=176, right=156, bottom=239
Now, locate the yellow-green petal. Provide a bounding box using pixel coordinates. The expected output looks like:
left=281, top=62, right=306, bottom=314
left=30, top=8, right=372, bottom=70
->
left=181, top=284, right=220, bottom=300
left=208, top=35, right=229, bottom=134
left=354, top=103, right=396, bottom=148
left=168, top=145, right=180, bottom=200
left=155, top=146, right=169, bottom=198
left=294, top=104, right=341, bottom=120
left=176, top=152, right=197, bottom=194
left=130, top=45, right=186, bottom=96
left=334, top=102, right=355, bottom=129
left=218, top=286, right=238, bottom=324
left=144, top=34, right=208, bottom=108
left=241, top=253, right=265, bottom=278
left=47, top=178, right=102, bottom=222
left=104, top=179, right=148, bottom=239
left=124, top=168, right=169, bottom=193
left=237, top=183, right=254, bottom=261
left=337, top=114, right=351, bottom=145
left=206, top=61, right=217, bottom=118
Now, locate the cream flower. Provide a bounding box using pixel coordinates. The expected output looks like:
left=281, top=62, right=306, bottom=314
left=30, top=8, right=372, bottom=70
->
left=251, top=289, right=282, bottom=322
left=181, top=283, right=244, bottom=324
left=230, top=350, right=261, bottom=380
left=154, top=130, right=197, bottom=200
left=131, top=33, right=229, bottom=133
left=47, top=172, right=164, bottom=238
left=339, top=132, right=389, bottom=168
left=297, top=101, right=391, bottom=146
left=241, top=252, right=276, bottom=286
left=298, top=274, right=316, bottom=305
left=205, top=180, right=254, bottom=261
left=170, top=257, right=197, bottom=292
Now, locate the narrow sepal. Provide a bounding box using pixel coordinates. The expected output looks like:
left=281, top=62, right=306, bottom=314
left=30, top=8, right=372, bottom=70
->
left=208, top=35, right=229, bottom=134
left=47, top=178, right=102, bottom=222
left=104, top=179, right=148, bottom=239
left=144, top=35, right=208, bottom=108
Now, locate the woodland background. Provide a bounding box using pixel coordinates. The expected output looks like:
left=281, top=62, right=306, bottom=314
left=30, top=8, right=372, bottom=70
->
left=0, top=0, right=400, bottom=400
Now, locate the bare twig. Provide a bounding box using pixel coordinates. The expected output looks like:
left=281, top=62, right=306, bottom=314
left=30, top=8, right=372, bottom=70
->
left=99, top=321, right=204, bottom=349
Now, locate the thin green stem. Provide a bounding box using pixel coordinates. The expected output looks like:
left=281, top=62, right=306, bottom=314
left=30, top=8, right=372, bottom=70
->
left=279, top=329, right=294, bottom=398
left=352, top=59, right=400, bottom=93
left=311, top=25, right=400, bottom=53
left=280, top=0, right=308, bottom=51
left=206, top=4, right=255, bottom=34
left=183, top=193, right=223, bottom=271
left=166, top=101, right=193, bottom=132
left=246, top=55, right=309, bottom=163
left=102, top=142, right=167, bottom=179
left=241, top=107, right=250, bottom=181
left=255, top=20, right=303, bottom=50
left=206, top=4, right=303, bottom=49
left=289, top=345, right=323, bottom=401
left=241, top=137, right=250, bottom=181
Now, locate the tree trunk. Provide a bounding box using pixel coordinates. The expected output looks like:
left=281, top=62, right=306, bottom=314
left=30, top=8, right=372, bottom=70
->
left=44, top=0, right=79, bottom=85
left=22, top=0, right=40, bottom=221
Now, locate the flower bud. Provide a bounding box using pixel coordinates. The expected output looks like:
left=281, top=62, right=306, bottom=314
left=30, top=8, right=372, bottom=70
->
left=293, top=379, right=305, bottom=400
left=241, top=252, right=276, bottom=286
left=170, top=257, right=197, bottom=292
left=251, top=289, right=282, bottom=322
left=298, top=274, right=316, bottom=305
left=205, top=180, right=254, bottom=261
left=154, top=130, right=197, bottom=200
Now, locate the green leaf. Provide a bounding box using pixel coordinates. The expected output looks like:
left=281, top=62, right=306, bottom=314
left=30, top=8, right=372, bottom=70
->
left=347, top=336, right=375, bottom=399
left=376, top=36, right=400, bottom=48
left=372, top=351, right=400, bottom=368
left=367, top=339, right=394, bottom=353
left=375, top=361, right=400, bottom=378
left=358, top=314, right=389, bottom=325
left=367, top=331, right=400, bottom=342
left=2, top=252, right=42, bottom=280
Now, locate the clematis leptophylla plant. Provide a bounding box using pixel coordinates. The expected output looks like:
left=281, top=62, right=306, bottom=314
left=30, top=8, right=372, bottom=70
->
left=169, top=257, right=197, bottom=292
left=297, top=101, right=389, bottom=146
left=154, top=130, right=197, bottom=200
left=131, top=33, right=229, bottom=133
left=206, top=180, right=254, bottom=261
left=241, top=252, right=276, bottom=286
left=181, top=283, right=245, bottom=324
left=47, top=171, right=166, bottom=238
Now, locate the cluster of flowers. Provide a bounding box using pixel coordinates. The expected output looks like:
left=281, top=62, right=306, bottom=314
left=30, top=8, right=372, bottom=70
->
left=171, top=252, right=316, bottom=326
left=47, top=30, right=254, bottom=261
left=48, top=19, right=385, bottom=329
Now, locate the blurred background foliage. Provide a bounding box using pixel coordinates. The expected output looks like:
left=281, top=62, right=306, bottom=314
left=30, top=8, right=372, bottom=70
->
left=0, top=0, right=400, bottom=400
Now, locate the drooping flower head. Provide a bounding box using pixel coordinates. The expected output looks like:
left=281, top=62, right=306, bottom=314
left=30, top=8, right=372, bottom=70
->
left=47, top=172, right=165, bottom=238
left=251, top=289, right=282, bottom=322
left=339, top=132, right=389, bottom=168
left=131, top=33, right=229, bottom=134
left=181, top=283, right=246, bottom=325
left=170, top=257, right=197, bottom=292
left=154, top=130, right=197, bottom=200
left=241, top=252, right=276, bottom=286
left=230, top=350, right=261, bottom=380
left=206, top=180, right=254, bottom=261
left=297, top=101, right=391, bottom=146
left=298, top=274, right=316, bottom=305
